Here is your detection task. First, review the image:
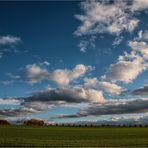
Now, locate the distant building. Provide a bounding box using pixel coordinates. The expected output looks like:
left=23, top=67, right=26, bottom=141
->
left=24, top=119, right=44, bottom=126
left=0, top=119, right=10, bottom=125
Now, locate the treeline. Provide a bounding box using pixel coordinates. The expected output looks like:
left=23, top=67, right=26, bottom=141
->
left=54, top=123, right=148, bottom=128
left=0, top=119, right=148, bottom=127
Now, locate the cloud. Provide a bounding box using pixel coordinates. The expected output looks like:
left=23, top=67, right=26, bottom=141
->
left=74, top=114, right=148, bottom=126
left=0, top=98, right=21, bottom=105
left=128, top=41, right=148, bottom=59
left=0, top=86, right=104, bottom=117
left=84, top=77, right=98, bottom=87
left=0, top=98, right=55, bottom=118
left=0, top=35, right=21, bottom=46
left=78, top=36, right=96, bottom=52
left=75, top=0, right=148, bottom=52
left=0, top=99, right=42, bottom=117
left=22, top=64, right=50, bottom=84
left=58, top=98, right=148, bottom=118
left=23, top=101, right=54, bottom=112
left=128, top=30, right=148, bottom=58
left=25, top=86, right=104, bottom=103
left=97, top=81, right=124, bottom=95
left=137, top=30, right=148, bottom=41
left=132, top=85, right=148, bottom=96
left=1, top=80, right=14, bottom=85
left=127, top=31, right=148, bottom=72
left=78, top=40, right=88, bottom=53
left=0, top=35, right=21, bottom=59
left=18, top=64, right=93, bottom=86
left=80, top=99, right=148, bottom=116
left=84, top=77, right=124, bottom=95
left=0, top=97, right=60, bottom=118
left=130, top=0, right=148, bottom=12
left=107, top=115, right=148, bottom=125
left=50, top=64, right=93, bottom=87
left=39, top=61, right=50, bottom=66
left=74, top=1, right=142, bottom=36
left=104, top=52, right=144, bottom=83
left=0, top=107, right=39, bottom=118
left=103, top=29, right=148, bottom=84
left=6, top=62, right=50, bottom=85
left=112, top=36, right=124, bottom=46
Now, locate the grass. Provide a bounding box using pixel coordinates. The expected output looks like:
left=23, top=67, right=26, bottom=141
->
left=0, top=125, right=148, bottom=147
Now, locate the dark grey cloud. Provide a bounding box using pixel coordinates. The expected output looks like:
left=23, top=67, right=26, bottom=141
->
left=57, top=99, right=148, bottom=118
left=26, top=89, right=86, bottom=103
left=132, top=85, right=148, bottom=96
left=1, top=86, right=148, bottom=118
left=0, top=101, right=53, bottom=118
left=24, top=87, right=104, bottom=103
left=0, top=86, right=104, bottom=117
left=0, top=108, right=35, bottom=117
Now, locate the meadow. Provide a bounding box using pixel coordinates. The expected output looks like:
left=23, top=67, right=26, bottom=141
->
left=0, top=125, right=148, bottom=147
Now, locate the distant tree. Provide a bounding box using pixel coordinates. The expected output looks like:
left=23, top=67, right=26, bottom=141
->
left=0, top=119, right=10, bottom=125
left=101, top=124, right=105, bottom=127
left=70, top=124, right=73, bottom=127
left=84, top=124, right=87, bottom=127
left=122, top=124, right=126, bottom=127
left=78, top=124, right=81, bottom=127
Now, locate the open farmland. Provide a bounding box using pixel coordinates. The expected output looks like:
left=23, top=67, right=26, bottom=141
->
left=0, top=126, right=148, bottom=147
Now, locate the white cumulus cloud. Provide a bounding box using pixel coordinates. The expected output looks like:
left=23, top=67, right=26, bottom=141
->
left=84, top=77, right=124, bottom=95
left=23, top=64, right=49, bottom=84
left=50, top=64, right=94, bottom=87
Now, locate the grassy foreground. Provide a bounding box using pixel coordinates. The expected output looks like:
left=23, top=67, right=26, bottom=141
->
left=0, top=126, right=148, bottom=147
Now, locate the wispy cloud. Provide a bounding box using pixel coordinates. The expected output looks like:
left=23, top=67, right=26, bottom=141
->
left=0, top=35, right=21, bottom=59
left=75, top=0, right=148, bottom=51
left=0, top=35, right=21, bottom=46
left=112, top=36, right=124, bottom=46
left=74, top=1, right=139, bottom=36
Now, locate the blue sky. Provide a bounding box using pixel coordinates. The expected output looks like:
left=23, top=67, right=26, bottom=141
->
left=0, top=0, right=148, bottom=124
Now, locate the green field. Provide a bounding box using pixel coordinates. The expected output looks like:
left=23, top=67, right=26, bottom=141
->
left=0, top=126, right=148, bottom=147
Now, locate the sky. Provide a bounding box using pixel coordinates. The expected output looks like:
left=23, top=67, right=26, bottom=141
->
left=0, top=0, right=148, bottom=125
